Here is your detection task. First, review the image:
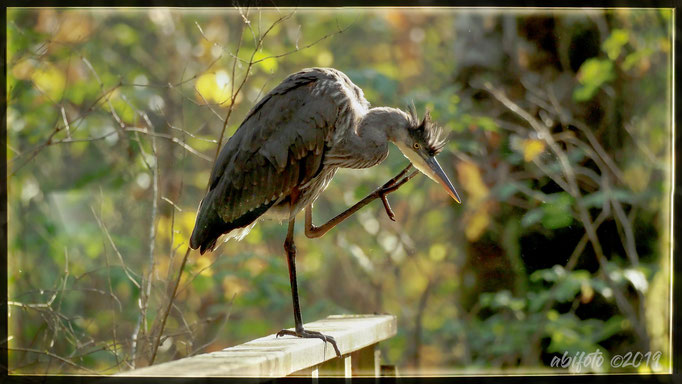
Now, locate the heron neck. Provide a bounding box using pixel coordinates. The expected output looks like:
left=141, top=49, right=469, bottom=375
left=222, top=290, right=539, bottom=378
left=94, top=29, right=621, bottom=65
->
left=327, top=107, right=409, bottom=169
left=357, top=107, right=410, bottom=143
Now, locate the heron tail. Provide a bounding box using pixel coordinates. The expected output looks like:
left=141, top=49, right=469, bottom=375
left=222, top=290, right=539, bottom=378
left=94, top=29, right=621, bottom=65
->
left=189, top=198, right=226, bottom=254
left=190, top=197, right=276, bottom=255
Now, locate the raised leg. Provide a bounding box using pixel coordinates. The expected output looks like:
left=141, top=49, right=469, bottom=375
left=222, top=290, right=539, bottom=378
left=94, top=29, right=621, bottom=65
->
left=276, top=217, right=341, bottom=357
left=305, top=164, right=419, bottom=238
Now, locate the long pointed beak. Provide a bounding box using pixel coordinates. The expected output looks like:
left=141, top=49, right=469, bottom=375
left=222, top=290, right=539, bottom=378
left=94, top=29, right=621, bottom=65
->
left=424, top=157, right=462, bottom=204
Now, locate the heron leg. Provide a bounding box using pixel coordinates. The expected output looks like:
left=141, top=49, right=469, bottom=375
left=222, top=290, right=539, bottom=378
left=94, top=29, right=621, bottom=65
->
left=376, top=165, right=420, bottom=221
left=277, top=217, right=341, bottom=357
left=305, top=164, right=419, bottom=238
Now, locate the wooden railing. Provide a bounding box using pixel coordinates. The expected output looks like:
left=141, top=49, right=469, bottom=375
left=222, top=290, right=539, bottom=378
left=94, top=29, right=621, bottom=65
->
left=119, top=314, right=397, bottom=379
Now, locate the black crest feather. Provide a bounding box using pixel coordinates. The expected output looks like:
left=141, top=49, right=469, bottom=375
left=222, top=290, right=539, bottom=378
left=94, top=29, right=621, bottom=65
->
left=406, top=103, right=447, bottom=155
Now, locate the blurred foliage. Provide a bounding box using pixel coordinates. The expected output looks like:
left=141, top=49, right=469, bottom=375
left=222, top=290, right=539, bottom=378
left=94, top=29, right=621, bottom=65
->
left=6, top=7, right=672, bottom=375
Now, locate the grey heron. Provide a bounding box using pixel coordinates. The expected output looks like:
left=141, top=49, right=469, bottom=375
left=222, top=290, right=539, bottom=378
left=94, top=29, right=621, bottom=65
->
left=190, top=67, right=461, bottom=357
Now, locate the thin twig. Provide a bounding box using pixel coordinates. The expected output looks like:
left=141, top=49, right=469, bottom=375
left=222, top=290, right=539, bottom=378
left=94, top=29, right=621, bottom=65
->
left=8, top=347, right=100, bottom=375
left=149, top=247, right=191, bottom=365
left=250, top=22, right=350, bottom=65
left=90, top=207, right=141, bottom=288
left=60, top=106, right=72, bottom=139
left=100, top=192, right=122, bottom=369
left=194, top=86, right=226, bottom=121
left=81, top=56, right=103, bottom=88
left=213, top=10, right=295, bottom=165
left=623, top=122, right=660, bottom=165
left=167, top=123, right=216, bottom=143
left=484, top=82, right=651, bottom=352
left=143, top=111, right=160, bottom=361
left=188, top=296, right=235, bottom=356
left=8, top=82, right=122, bottom=176
left=611, top=197, right=640, bottom=268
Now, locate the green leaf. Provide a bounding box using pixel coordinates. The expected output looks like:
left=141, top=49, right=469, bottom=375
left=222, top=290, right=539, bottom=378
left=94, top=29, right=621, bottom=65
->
left=602, top=29, right=629, bottom=60
left=527, top=291, right=552, bottom=312
left=554, top=270, right=589, bottom=302
left=475, top=116, right=499, bottom=132
left=573, top=58, right=615, bottom=101
left=546, top=313, right=602, bottom=355
left=593, top=315, right=625, bottom=342
left=623, top=48, right=653, bottom=71
left=573, top=84, right=598, bottom=102
left=541, top=192, right=574, bottom=229
left=113, top=23, right=139, bottom=46
left=530, top=265, right=567, bottom=283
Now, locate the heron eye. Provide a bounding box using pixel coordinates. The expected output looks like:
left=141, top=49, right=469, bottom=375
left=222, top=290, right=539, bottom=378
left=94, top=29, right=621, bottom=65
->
left=413, top=143, right=421, bottom=150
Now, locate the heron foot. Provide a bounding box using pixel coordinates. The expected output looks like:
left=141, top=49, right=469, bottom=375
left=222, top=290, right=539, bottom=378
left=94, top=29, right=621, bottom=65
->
left=276, top=328, right=341, bottom=357
left=375, top=166, right=420, bottom=221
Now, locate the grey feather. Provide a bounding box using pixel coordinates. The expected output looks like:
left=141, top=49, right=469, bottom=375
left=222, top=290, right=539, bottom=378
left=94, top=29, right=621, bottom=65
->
left=190, top=67, right=446, bottom=254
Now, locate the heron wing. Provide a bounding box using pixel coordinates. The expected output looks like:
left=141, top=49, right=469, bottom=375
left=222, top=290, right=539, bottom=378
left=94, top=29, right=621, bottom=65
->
left=205, top=70, right=339, bottom=224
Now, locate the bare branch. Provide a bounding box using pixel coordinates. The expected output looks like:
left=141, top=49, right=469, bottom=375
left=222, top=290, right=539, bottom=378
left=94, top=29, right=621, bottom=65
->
left=134, top=110, right=160, bottom=366
left=60, top=106, right=72, bottom=139
left=81, top=56, right=103, bottom=88
left=162, top=196, right=183, bottom=212
left=623, top=122, right=660, bottom=165
left=167, top=123, right=217, bottom=143
left=99, top=205, right=122, bottom=373
left=249, top=21, right=351, bottom=65
left=611, top=197, right=640, bottom=267
left=8, top=347, right=100, bottom=375
left=194, top=86, right=226, bottom=122
left=484, top=83, right=651, bottom=352
left=90, top=207, right=141, bottom=289
left=188, top=298, right=234, bottom=356
left=149, top=247, right=191, bottom=365
left=8, top=82, right=122, bottom=177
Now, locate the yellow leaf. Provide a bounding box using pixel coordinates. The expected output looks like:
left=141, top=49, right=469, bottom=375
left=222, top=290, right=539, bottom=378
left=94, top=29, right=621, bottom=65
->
left=522, top=139, right=545, bottom=162
left=457, top=161, right=491, bottom=240
left=316, top=50, right=334, bottom=67
left=157, top=210, right=198, bottom=254
left=244, top=256, right=267, bottom=275
left=178, top=211, right=198, bottom=242
left=429, top=243, right=447, bottom=262
left=195, top=70, right=231, bottom=104
left=31, top=64, right=66, bottom=101
left=195, top=254, right=213, bottom=277
left=253, top=50, right=279, bottom=73
left=580, top=280, right=594, bottom=304
left=465, top=208, right=490, bottom=241
left=222, top=275, right=248, bottom=298
left=456, top=161, right=488, bottom=201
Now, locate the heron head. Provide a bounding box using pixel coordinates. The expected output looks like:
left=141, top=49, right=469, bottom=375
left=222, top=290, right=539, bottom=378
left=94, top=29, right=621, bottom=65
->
left=395, top=106, right=462, bottom=204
